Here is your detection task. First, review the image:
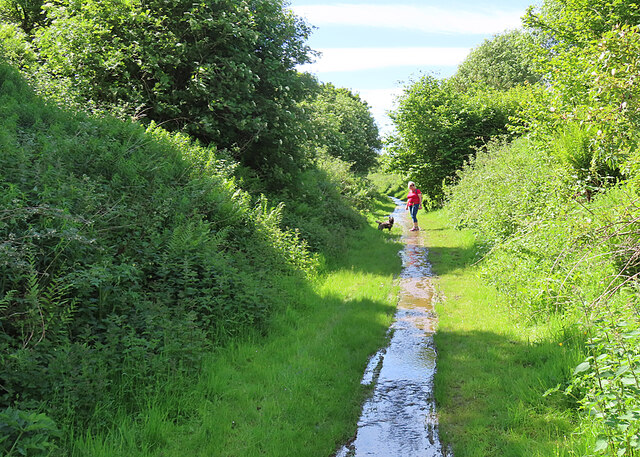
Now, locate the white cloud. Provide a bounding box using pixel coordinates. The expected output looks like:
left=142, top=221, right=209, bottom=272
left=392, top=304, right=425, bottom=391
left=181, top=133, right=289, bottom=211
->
left=291, top=4, right=523, bottom=35
left=300, top=47, right=470, bottom=73
left=358, top=88, right=403, bottom=110
left=358, top=88, right=403, bottom=136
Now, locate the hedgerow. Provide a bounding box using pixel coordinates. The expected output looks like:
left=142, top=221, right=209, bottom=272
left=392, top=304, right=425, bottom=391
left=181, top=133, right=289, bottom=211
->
left=0, top=62, right=323, bottom=439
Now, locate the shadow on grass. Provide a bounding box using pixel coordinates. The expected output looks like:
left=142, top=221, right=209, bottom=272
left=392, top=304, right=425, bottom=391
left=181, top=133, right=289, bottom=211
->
left=185, top=270, right=399, bottom=457
left=424, top=244, right=484, bottom=276
left=434, top=328, right=583, bottom=457
left=346, top=206, right=484, bottom=278
left=328, top=223, right=405, bottom=277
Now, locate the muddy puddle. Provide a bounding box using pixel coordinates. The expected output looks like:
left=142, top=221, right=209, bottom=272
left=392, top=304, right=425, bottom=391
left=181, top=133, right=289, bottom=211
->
left=335, top=197, right=450, bottom=457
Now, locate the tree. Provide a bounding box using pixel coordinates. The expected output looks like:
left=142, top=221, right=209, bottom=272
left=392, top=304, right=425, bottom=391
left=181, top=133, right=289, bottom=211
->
left=520, top=0, right=640, bottom=183
left=524, top=0, right=640, bottom=49
left=0, top=22, right=35, bottom=65
left=304, top=83, right=381, bottom=174
left=31, top=0, right=315, bottom=189
left=0, top=0, right=45, bottom=34
left=450, top=29, right=541, bottom=92
left=386, top=75, right=521, bottom=204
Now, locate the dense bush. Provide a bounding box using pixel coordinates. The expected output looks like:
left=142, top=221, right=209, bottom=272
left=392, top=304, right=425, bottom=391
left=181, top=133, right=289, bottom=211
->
left=302, top=83, right=381, bottom=174
left=0, top=63, right=323, bottom=428
left=278, top=152, right=370, bottom=254
left=0, top=0, right=383, bottom=449
left=385, top=77, right=524, bottom=205
left=445, top=137, right=570, bottom=244
left=450, top=29, right=541, bottom=92
left=0, top=407, right=61, bottom=456
left=445, top=128, right=640, bottom=453
left=439, top=5, right=640, bottom=450
left=446, top=136, right=604, bottom=313
left=444, top=120, right=640, bottom=456
left=7, top=0, right=316, bottom=189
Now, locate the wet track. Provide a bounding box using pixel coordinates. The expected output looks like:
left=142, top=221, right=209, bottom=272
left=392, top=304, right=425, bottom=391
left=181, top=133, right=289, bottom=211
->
left=335, top=198, right=450, bottom=457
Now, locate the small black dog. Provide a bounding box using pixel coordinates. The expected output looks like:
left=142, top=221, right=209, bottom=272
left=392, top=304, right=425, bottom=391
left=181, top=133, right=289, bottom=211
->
left=376, top=216, right=394, bottom=231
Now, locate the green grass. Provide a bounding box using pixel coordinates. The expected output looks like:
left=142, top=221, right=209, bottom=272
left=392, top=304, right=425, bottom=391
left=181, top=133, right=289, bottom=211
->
left=69, top=198, right=403, bottom=457
left=67, top=199, right=601, bottom=457
left=419, top=209, right=593, bottom=457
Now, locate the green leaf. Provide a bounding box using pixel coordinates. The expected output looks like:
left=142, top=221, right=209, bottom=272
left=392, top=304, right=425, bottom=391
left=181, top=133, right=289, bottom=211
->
left=620, top=376, right=637, bottom=386
left=574, top=361, right=591, bottom=374
left=543, top=383, right=562, bottom=397
left=594, top=439, right=608, bottom=452
left=615, top=365, right=630, bottom=377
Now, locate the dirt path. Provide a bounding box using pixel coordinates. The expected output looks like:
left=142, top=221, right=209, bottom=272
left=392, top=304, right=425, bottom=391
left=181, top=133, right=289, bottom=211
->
left=335, top=198, right=450, bottom=457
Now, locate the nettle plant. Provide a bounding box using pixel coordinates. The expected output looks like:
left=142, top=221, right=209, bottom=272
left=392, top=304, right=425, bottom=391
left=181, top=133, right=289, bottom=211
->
left=565, top=199, right=640, bottom=456
left=569, top=314, right=640, bottom=456
left=0, top=407, right=61, bottom=457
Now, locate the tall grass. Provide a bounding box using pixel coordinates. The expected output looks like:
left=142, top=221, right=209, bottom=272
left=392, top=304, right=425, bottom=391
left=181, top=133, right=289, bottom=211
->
left=421, top=209, right=590, bottom=456
left=67, top=198, right=402, bottom=456
left=441, top=133, right=640, bottom=455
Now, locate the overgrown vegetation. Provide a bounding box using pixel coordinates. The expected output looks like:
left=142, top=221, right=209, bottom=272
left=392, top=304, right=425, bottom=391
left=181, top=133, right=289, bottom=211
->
left=0, top=0, right=381, bottom=191
left=0, top=0, right=386, bottom=453
left=302, top=83, right=382, bottom=174
left=422, top=209, right=587, bottom=456
left=67, top=201, right=401, bottom=456
left=385, top=77, right=525, bottom=205
left=385, top=0, right=640, bottom=454
left=0, top=60, right=312, bottom=431
left=29, top=0, right=314, bottom=189
left=4, top=0, right=640, bottom=453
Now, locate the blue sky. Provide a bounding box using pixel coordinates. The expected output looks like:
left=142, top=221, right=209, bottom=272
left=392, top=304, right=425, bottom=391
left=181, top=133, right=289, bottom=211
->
left=287, top=0, right=539, bottom=136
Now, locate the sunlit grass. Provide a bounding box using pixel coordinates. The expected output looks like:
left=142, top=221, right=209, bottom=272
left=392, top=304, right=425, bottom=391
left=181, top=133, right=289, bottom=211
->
left=71, top=198, right=402, bottom=457
left=421, top=209, right=589, bottom=457
left=70, top=199, right=596, bottom=457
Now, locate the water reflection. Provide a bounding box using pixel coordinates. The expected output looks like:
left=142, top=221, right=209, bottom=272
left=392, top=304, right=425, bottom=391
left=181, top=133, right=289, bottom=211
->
left=335, top=198, right=450, bottom=457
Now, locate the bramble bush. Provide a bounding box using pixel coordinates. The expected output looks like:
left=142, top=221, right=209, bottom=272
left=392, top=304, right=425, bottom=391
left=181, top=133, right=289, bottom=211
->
left=566, top=187, right=640, bottom=456
left=445, top=136, right=570, bottom=245
left=444, top=124, right=640, bottom=455
left=279, top=151, right=370, bottom=255
left=0, top=62, right=327, bottom=431
left=567, top=312, right=640, bottom=456
left=444, top=105, right=640, bottom=453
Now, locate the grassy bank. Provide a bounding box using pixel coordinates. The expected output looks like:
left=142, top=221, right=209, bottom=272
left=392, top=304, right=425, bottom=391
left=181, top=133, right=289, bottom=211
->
left=420, top=209, right=593, bottom=457
left=69, top=199, right=402, bottom=456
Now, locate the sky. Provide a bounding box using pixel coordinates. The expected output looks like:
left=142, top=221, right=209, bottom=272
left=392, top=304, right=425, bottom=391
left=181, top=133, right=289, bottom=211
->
left=287, top=0, right=538, bottom=137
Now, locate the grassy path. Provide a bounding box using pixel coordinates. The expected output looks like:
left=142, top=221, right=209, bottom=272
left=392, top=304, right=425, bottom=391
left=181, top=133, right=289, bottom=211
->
left=72, top=198, right=403, bottom=457
left=419, top=209, right=592, bottom=457
left=71, top=200, right=593, bottom=457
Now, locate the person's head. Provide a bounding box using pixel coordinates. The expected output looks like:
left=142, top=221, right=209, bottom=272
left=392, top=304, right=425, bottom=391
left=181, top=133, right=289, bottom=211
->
left=408, top=181, right=415, bottom=189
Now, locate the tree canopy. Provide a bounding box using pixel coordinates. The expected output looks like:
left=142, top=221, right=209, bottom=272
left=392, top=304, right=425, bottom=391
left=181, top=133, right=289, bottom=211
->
left=524, top=0, right=640, bottom=48
left=12, top=0, right=317, bottom=189
left=303, top=83, right=381, bottom=174
left=385, top=75, right=522, bottom=204
left=0, top=0, right=45, bottom=34
left=450, top=29, right=541, bottom=92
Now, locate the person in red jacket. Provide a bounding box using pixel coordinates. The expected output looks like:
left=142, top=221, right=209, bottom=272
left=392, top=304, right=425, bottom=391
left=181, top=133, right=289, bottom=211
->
left=405, top=181, right=422, bottom=231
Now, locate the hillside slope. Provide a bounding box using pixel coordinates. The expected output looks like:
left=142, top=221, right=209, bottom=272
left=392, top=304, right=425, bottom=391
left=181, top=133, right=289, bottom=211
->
left=0, top=61, right=329, bottom=430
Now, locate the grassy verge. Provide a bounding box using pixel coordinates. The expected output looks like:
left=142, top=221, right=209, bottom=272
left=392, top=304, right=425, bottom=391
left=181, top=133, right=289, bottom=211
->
left=70, top=198, right=403, bottom=457
left=420, top=209, right=592, bottom=457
